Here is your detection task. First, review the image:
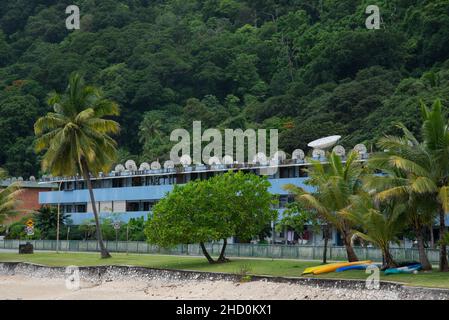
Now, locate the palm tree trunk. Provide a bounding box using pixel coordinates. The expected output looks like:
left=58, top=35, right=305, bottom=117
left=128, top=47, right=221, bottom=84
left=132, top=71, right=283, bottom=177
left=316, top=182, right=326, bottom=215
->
left=438, top=208, right=449, bottom=271
left=200, top=242, right=215, bottom=264
left=415, top=227, right=432, bottom=271
left=81, top=159, right=111, bottom=259
left=217, top=238, right=230, bottom=262
left=322, top=225, right=329, bottom=264
left=429, top=223, right=435, bottom=249
left=342, top=228, right=358, bottom=262
left=382, top=244, right=397, bottom=269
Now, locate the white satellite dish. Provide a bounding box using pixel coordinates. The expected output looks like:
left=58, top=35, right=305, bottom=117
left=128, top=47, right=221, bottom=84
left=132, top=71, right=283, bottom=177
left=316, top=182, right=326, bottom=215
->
left=164, top=160, right=174, bottom=169
left=253, top=152, right=267, bottom=165
left=332, top=145, right=346, bottom=157
left=150, top=161, right=161, bottom=170
left=125, top=160, right=137, bottom=171
left=180, top=154, right=192, bottom=166
left=115, top=164, right=125, bottom=172
left=312, top=149, right=325, bottom=158
left=354, top=143, right=367, bottom=155
left=18, top=176, right=23, bottom=181
left=291, top=149, right=305, bottom=160
left=272, top=150, right=286, bottom=164
left=308, top=135, right=341, bottom=149
left=208, top=156, right=221, bottom=165
left=139, top=162, right=150, bottom=171
left=222, top=155, right=234, bottom=165
left=29, top=176, right=36, bottom=182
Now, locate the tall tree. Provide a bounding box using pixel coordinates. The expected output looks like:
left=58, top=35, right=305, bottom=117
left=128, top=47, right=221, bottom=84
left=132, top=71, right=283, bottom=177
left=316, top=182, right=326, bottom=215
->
left=34, top=73, right=120, bottom=258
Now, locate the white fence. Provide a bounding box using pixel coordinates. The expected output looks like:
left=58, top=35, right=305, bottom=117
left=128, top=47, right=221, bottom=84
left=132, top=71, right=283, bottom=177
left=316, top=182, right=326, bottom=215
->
left=0, top=240, right=442, bottom=263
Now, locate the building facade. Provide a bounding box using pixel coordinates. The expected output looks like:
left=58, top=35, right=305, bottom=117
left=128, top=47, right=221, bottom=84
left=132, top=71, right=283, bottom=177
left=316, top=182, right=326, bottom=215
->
left=1, top=179, right=56, bottom=224
left=38, top=149, right=368, bottom=245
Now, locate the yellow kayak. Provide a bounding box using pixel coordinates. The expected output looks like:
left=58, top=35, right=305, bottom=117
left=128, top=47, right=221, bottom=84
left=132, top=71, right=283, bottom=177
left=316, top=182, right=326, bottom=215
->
left=313, top=260, right=372, bottom=275
left=303, top=260, right=372, bottom=275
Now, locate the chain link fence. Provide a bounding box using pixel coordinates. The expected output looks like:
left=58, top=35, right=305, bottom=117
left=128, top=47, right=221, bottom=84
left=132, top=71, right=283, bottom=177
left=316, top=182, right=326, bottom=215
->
left=0, top=239, right=441, bottom=263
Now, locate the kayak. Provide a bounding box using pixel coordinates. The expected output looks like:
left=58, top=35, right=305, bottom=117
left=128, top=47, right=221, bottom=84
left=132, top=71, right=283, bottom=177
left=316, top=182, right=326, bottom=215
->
left=305, top=260, right=372, bottom=274
left=384, top=264, right=421, bottom=275
left=336, top=263, right=381, bottom=272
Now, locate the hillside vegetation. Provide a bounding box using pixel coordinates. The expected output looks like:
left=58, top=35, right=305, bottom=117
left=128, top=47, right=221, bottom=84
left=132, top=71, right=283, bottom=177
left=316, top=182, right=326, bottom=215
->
left=1, top=0, right=449, bottom=177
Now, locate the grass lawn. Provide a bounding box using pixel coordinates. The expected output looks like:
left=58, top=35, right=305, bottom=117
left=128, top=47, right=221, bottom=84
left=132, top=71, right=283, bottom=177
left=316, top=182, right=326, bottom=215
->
left=1, top=251, right=449, bottom=289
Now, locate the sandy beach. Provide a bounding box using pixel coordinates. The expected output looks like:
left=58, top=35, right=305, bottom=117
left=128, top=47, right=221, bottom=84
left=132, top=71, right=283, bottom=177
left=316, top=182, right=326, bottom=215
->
left=0, top=274, right=403, bottom=300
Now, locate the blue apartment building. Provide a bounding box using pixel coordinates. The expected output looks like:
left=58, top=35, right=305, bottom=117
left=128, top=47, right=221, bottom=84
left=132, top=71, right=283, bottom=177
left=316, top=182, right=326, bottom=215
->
left=38, top=147, right=368, bottom=245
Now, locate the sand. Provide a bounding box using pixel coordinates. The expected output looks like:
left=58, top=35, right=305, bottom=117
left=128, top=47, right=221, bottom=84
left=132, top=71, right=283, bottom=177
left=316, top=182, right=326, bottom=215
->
left=0, top=274, right=403, bottom=300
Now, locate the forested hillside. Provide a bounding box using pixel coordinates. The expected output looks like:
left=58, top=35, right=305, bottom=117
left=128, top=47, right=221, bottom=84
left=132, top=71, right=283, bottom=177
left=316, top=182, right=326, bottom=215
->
left=1, top=0, right=449, bottom=177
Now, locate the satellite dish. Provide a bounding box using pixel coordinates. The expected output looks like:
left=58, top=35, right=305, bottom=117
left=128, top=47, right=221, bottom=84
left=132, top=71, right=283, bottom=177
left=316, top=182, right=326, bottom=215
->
left=29, top=176, right=36, bottom=182
left=163, top=160, right=175, bottom=169
left=252, top=152, right=267, bottom=165
left=125, top=160, right=137, bottom=171
left=18, top=177, right=23, bottom=181
left=180, top=154, right=192, bottom=166
left=272, top=150, right=286, bottom=163
left=308, top=135, right=341, bottom=149
left=222, top=155, right=233, bottom=165
left=312, top=149, right=325, bottom=159
left=115, top=164, right=125, bottom=172
left=208, top=156, right=221, bottom=165
left=332, top=145, right=346, bottom=157
left=139, top=162, right=150, bottom=171
left=150, top=161, right=161, bottom=170
left=354, top=143, right=367, bottom=155
left=292, top=149, right=305, bottom=160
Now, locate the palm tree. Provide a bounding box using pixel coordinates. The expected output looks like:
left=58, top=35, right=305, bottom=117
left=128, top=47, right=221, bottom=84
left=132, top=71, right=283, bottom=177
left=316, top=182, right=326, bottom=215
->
left=364, top=167, right=434, bottom=270
left=0, top=168, right=22, bottom=224
left=284, top=151, right=363, bottom=262
left=34, top=73, right=120, bottom=258
left=368, top=99, right=449, bottom=271
left=345, top=192, right=405, bottom=269
left=138, top=114, right=162, bottom=145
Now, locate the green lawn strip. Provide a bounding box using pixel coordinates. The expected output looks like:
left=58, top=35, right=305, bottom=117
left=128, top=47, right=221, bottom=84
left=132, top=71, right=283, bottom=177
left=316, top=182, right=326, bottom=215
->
left=1, top=252, right=448, bottom=289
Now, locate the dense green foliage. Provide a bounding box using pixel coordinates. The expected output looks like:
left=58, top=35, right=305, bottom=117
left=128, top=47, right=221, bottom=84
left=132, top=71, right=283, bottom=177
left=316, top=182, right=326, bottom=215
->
left=145, top=171, right=276, bottom=262
left=1, top=1, right=449, bottom=176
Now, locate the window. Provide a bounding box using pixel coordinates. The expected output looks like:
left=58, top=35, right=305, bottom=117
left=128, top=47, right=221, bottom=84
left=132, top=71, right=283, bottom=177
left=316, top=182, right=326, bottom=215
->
left=132, top=177, right=143, bottom=186
left=76, top=204, right=87, bottom=212
left=126, top=201, right=140, bottom=212
left=112, top=178, right=124, bottom=188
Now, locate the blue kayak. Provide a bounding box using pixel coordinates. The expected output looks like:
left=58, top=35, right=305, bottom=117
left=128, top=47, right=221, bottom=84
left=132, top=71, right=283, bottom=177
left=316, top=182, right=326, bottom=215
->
left=384, top=264, right=422, bottom=275
left=336, top=264, right=381, bottom=272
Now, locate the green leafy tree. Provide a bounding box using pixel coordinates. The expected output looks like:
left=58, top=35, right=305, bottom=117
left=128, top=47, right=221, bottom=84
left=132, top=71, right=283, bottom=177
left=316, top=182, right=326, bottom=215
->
left=34, top=206, right=69, bottom=240
left=145, top=171, right=276, bottom=263
left=34, top=73, right=120, bottom=258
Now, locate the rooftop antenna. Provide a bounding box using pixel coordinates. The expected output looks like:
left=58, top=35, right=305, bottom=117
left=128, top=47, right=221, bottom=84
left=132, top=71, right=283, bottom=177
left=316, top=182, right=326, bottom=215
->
left=163, top=160, right=174, bottom=169
left=222, top=155, right=233, bottom=165
left=139, top=162, right=150, bottom=171
left=208, top=156, right=221, bottom=165
left=180, top=154, right=192, bottom=167
left=125, top=160, right=137, bottom=171
left=291, top=149, right=305, bottom=160
left=150, top=161, right=161, bottom=170
left=332, top=145, right=346, bottom=157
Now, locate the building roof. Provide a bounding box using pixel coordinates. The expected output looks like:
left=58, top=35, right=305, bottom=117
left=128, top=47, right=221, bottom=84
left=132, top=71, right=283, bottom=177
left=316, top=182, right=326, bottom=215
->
left=0, top=179, right=57, bottom=189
